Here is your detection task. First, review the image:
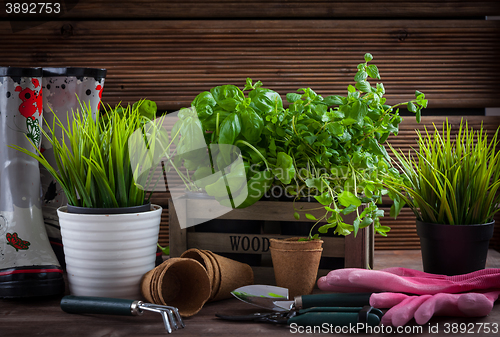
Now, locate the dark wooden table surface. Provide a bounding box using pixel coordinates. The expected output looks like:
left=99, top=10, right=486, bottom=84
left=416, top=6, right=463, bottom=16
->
left=2, top=250, right=500, bottom=337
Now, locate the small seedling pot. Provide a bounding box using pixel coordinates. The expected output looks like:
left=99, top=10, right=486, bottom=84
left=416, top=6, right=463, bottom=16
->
left=269, top=237, right=323, bottom=298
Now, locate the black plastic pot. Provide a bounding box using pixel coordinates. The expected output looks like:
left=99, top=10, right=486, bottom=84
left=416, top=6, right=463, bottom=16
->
left=66, top=203, right=151, bottom=214
left=416, top=220, right=495, bottom=276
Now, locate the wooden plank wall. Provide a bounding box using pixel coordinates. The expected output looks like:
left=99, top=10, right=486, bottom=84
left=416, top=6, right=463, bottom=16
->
left=2, top=1, right=500, bottom=250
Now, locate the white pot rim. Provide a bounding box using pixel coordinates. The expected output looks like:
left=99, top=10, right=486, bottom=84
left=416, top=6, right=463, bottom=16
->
left=57, top=204, right=162, bottom=218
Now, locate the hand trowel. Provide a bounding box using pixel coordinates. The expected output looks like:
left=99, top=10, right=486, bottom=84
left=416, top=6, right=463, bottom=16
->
left=231, top=285, right=372, bottom=312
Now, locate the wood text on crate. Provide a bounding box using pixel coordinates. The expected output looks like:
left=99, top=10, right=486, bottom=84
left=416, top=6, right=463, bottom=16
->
left=186, top=233, right=346, bottom=257
left=229, top=235, right=270, bottom=252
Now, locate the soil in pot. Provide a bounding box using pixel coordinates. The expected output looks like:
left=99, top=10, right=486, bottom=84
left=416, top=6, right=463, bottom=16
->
left=416, top=220, right=495, bottom=276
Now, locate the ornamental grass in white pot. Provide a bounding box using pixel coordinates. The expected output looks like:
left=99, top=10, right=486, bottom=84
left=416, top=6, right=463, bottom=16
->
left=13, top=100, right=172, bottom=298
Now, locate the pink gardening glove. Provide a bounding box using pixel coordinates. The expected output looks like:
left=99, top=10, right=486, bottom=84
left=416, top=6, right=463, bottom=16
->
left=317, top=267, right=500, bottom=295
left=370, top=291, right=500, bottom=327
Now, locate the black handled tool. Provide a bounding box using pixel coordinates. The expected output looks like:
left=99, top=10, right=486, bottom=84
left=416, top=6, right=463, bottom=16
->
left=61, top=295, right=185, bottom=333
left=217, top=306, right=384, bottom=328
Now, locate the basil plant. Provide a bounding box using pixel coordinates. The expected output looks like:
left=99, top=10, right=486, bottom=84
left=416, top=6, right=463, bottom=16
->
left=173, top=54, right=427, bottom=239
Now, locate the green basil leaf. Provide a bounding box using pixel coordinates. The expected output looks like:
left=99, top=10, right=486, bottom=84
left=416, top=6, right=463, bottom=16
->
left=326, top=122, right=344, bottom=136
left=286, top=93, right=302, bottom=103
left=407, top=101, right=417, bottom=113
left=338, top=190, right=362, bottom=208
left=376, top=83, right=385, bottom=95
left=219, top=113, right=241, bottom=145
left=304, top=135, right=317, bottom=145
left=240, top=108, right=264, bottom=143
left=360, top=217, right=373, bottom=228
left=318, top=223, right=336, bottom=234
left=268, top=138, right=277, bottom=156
left=176, top=117, right=207, bottom=160
left=314, top=191, right=333, bottom=206
left=219, top=97, right=240, bottom=111
left=314, top=104, right=328, bottom=115
left=249, top=88, right=283, bottom=115
left=342, top=204, right=358, bottom=215
left=192, top=91, right=216, bottom=119
left=243, top=77, right=254, bottom=91
left=323, top=95, right=345, bottom=106
left=355, top=80, right=372, bottom=93
left=133, top=99, right=157, bottom=120
left=390, top=195, right=406, bottom=218
left=272, top=152, right=295, bottom=184
left=354, top=70, right=367, bottom=82
left=210, top=85, right=245, bottom=106
left=366, top=138, right=385, bottom=156
left=366, top=64, right=381, bottom=80
left=364, top=53, right=373, bottom=62
left=305, top=178, right=327, bottom=192
left=335, top=222, right=354, bottom=236
left=348, top=101, right=368, bottom=125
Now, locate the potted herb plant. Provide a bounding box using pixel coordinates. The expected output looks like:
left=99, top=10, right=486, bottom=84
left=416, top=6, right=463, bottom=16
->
left=184, top=54, right=427, bottom=240
left=172, top=81, right=287, bottom=265
left=173, top=53, right=427, bottom=295
left=12, top=100, right=169, bottom=299
left=384, top=119, right=500, bottom=276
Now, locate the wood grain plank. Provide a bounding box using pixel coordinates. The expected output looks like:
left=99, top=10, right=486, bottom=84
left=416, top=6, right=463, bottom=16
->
left=1, top=0, right=498, bottom=20
left=1, top=20, right=499, bottom=110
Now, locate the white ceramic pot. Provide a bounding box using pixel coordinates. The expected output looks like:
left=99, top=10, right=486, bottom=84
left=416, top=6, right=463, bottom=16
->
left=57, top=204, right=162, bottom=299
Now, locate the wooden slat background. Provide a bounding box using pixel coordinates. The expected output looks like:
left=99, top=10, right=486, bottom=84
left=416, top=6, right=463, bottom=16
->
left=2, top=1, right=500, bottom=250
left=1, top=0, right=499, bottom=19
left=1, top=20, right=499, bottom=110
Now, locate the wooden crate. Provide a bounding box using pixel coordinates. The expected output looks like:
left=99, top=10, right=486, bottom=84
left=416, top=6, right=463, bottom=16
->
left=169, top=197, right=374, bottom=284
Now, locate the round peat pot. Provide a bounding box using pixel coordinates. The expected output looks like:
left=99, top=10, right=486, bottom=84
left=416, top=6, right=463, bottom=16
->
left=57, top=204, right=162, bottom=299
left=416, top=220, right=495, bottom=276
left=270, top=237, right=323, bottom=298
left=280, top=221, right=344, bottom=270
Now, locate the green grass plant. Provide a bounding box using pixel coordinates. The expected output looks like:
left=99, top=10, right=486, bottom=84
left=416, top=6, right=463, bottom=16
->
left=12, top=100, right=170, bottom=209
left=385, top=119, right=500, bottom=225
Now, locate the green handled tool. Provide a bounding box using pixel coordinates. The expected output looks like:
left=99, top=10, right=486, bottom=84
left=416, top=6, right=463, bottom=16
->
left=231, top=285, right=372, bottom=311
left=61, top=296, right=185, bottom=333
left=216, top=306, right=383, bottom=328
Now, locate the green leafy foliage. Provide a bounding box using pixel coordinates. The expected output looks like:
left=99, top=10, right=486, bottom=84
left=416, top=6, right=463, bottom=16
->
left=178, top=54, right=426, bottom=239
left=384, top=119, right=500, bottom=225
left=12, top=100, right=169, bottom=208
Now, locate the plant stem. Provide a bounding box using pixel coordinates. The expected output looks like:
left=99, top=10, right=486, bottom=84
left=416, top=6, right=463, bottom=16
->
left=235, top=140, right=269, bottom=170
